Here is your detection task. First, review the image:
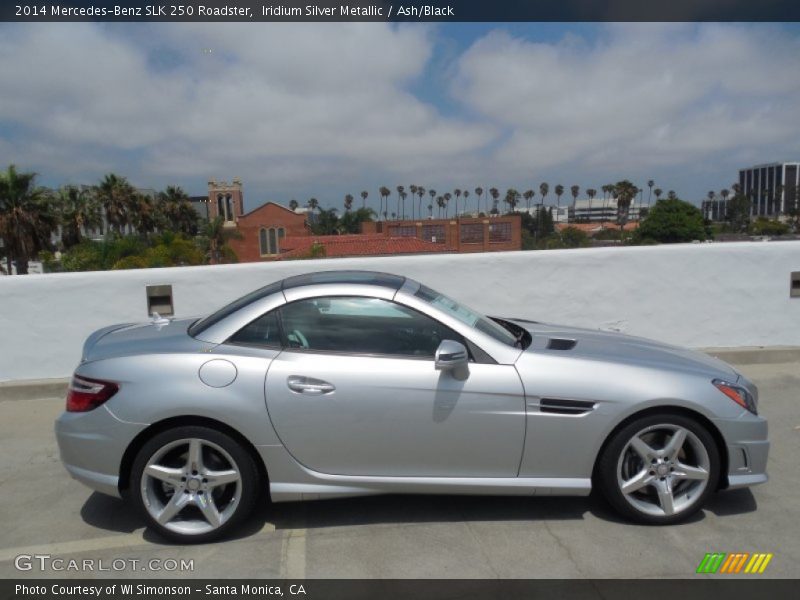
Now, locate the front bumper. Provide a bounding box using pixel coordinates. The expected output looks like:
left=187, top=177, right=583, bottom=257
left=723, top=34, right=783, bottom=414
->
left=712, top=412, right=769, bottom=490
left=55, top=405, right=148, bottom=498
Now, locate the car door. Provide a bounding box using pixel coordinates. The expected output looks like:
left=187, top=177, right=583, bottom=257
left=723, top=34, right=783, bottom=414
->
left=261, top=295, right=525, bottom=478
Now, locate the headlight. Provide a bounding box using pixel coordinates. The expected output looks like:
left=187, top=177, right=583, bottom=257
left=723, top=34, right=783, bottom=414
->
left=712, top=379, right=757, bottom=415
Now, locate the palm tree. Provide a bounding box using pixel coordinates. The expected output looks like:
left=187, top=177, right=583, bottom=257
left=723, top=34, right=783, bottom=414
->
left=474, top=187, right=484, bottom=214
left=653, top=188, right=663, bottom=203
left=731, top=183, right=742, bottom=196
left=95, top=173, right=136, bottom=235
left=443, top=192, right=452, bottom=218
left=0, top=165, right=57, bottom=274
left=539, top=183, right=549, bottom=207
left=307, top=197, right=319, bottom=213
left=130, top=192, right=159, bottom=236
left=427, top=203, right=433, bottom=218
left=453, top=188, right=462, bottom=218
left=360, top=190, right=368, bottom=210
left=570, top=185, right=580, bottom=209
left=614, top=180, right=638, bottom=234
left=585, top=188, right=597, bottom=222
left=436, top=196, right=445, bottom=218
left=428, top=189, right=436, bottom=216
left=667, top=190, right=677, bottom=200
left=344, top=194, right=354, bottom=212
left=55, top=185, right=102, bottom=248
left=489, top=188, right=499, bottom=215
left=409, top=185, right=417, bottom=219
left=463, top=190, right=470, bottom=215
left=379, top=186, right=391, bottom=220
left=158, top=185, right=197, bottom=236
left=554, top=184, right=565, bottom=209
left=523, top=189, right=534, bottom=211
left=202, top=216, right=242, bottom=265
left=504, top=189, right=520, bottom=213
left=400, top=190, right=408, bottom=219
left=647, top=179, right=655, bottom=211
left=416, top=186, right=425, bottom=219
left=396, top=185, right=405, bottom=219
left=289, top=199, right=299, bottom=211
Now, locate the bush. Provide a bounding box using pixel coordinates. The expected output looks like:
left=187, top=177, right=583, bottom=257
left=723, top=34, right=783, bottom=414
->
left=635, top=198, right=706, bottom=243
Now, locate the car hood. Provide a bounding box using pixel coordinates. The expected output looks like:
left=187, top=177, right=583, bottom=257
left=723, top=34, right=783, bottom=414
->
left=82, top=317, right=211, bottom=363
left=506, top=318, right=739, bottom=380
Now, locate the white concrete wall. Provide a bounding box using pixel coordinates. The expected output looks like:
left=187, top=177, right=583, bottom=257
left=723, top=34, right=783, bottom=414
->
left=1, top=241, right=798, bottom=382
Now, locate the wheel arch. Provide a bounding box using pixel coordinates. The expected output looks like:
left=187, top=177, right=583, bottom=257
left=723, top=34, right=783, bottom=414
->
left=591, top=405, right=730, bottom=490
left=118, top=415, right=270, bottom=498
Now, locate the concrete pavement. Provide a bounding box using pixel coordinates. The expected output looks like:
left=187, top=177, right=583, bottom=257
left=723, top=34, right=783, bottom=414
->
left=0, top=360, right=797, bottom=579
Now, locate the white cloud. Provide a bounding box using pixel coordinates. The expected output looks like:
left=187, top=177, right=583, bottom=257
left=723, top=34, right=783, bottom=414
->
left=453, top=24, right=800, bottom=176
left=0, top=23, right=798, bottom=205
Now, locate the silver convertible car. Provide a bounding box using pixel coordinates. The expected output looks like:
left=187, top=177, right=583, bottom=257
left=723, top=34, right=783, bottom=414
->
left=56, top=271, right=768, bottom=542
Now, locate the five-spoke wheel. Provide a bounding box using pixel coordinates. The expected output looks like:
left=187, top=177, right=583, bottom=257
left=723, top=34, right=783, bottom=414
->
left=597, top=414, right=719, bottom=524
left=131, top=426, right=258, bottom=543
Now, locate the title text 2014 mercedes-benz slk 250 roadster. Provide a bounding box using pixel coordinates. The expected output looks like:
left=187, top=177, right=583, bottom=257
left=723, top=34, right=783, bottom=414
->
left=56, top=271, right=769, bottom=542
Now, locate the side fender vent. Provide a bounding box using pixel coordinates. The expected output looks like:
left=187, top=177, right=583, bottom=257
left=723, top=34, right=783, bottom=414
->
left=547, top=338, right=577, bottom=351
left=540, top=398, right=595, bottom=415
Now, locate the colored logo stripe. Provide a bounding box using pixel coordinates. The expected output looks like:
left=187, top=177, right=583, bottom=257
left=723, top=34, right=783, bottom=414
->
left=697, top=553, right=726, bottom=574
left=697, top=552, right=773, bottom=574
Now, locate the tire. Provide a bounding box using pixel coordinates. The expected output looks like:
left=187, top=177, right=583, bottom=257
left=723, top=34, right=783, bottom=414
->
left=596, top=413, right=720, bottom=525
left=130, top=425, right=259, bottom=543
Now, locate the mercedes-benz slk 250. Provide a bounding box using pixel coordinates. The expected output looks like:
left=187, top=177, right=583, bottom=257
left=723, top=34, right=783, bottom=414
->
left=56, top=271, right=768, bottom=542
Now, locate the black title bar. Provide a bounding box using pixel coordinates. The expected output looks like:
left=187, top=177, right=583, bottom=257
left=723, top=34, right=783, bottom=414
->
left=3, top=0, right=800, bottom=22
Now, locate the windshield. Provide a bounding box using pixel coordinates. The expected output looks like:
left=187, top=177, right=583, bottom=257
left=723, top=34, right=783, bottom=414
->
left=414, top=284, right=518, bottom=347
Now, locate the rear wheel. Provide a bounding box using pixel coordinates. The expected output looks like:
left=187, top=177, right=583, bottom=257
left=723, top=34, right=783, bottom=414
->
left=130, top=426, right=259, bottom=543
left=597, top=413, right=720, bottom=524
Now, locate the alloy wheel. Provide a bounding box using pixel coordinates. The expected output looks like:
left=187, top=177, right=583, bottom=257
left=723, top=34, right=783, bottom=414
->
left=616, top=423, right=711, bottom=518
left=140, top=438, right=242, bottom=535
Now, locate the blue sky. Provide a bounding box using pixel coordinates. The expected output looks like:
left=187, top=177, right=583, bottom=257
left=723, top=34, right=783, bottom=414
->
left=1, top=22, right=799, bottom=214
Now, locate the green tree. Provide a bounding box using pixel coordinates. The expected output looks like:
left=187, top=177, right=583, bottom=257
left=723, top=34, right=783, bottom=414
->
left=158, top=186, right=199, bottom=237
left=474, top=187, right=483, bottom=213
left=310, top=207, right=340, bottom=235
left=339, top=207, right=375, bottom=234
left=489, top=187, right=500, bottom=214
left=344, top=194, right=354, bottom=212
left=55, top=185, right=102, bottom=249
left=635, top=198, right=707, bottom=243
left=289, top=199, right=299, bottom=211
left=751, top=217, right=789, bottom=236
left=725, top=194, right=752, bottom=233
left=360, top=190, right=368, bottom=209
left=0, top=165, right=57, bottom=274
left=558, top=226, right=590, bottom=249
left=200, top=216, right=242, bottom=264
left=95, top=173, right=135, bottom=234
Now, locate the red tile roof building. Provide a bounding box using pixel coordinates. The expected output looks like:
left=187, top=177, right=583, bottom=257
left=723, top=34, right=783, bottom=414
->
left=278, top=235, right=450, bottom=259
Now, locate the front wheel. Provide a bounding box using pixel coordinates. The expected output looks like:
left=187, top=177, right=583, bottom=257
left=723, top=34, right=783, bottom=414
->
left=596, top=413, right=720, bottom=524
left=130, top=426, right=259, bottom=543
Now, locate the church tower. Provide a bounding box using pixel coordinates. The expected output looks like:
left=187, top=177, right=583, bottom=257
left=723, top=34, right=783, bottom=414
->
left=208, top=178, right=244, bottom=226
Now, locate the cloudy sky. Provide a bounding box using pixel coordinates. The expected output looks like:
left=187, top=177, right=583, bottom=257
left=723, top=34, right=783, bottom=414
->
left=1, top=22, right=799, bottom=213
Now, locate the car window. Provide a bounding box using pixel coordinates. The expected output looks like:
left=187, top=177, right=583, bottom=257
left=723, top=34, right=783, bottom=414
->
left=189, top=281, right=282, bottom=338
left=228, top=310, right=282, bottom=348
left=414, top=284, right=518, bottom=347
left=280, top=296, right=464, bottom=358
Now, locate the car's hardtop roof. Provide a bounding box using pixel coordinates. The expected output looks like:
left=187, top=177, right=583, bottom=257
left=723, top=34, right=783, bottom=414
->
left=280, top=270, right=406, bottom=291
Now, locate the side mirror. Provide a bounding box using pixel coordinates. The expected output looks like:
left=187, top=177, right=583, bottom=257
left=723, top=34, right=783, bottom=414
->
left=435, top=340, right=469, bottom=379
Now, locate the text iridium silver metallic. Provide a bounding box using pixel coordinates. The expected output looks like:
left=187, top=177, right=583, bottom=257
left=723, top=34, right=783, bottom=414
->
left=55, top=271, right=768, bottom=541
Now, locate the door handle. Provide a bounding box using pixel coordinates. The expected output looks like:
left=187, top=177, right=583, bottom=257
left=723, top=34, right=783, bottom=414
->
left=287, top=376, right=335, bottom=395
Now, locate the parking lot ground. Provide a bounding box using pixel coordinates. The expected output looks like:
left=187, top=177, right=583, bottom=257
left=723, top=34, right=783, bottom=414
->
left=0, top=361, right=798, bottom=579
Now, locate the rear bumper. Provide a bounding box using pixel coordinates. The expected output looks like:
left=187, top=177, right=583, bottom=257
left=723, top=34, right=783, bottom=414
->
left=712, top=413, right=769, bottom=489
left=55, top=405, right=148, bottom=498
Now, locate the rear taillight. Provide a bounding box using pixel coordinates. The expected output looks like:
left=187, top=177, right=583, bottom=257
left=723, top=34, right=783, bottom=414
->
left=66, top=375, right=119, bottom=412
